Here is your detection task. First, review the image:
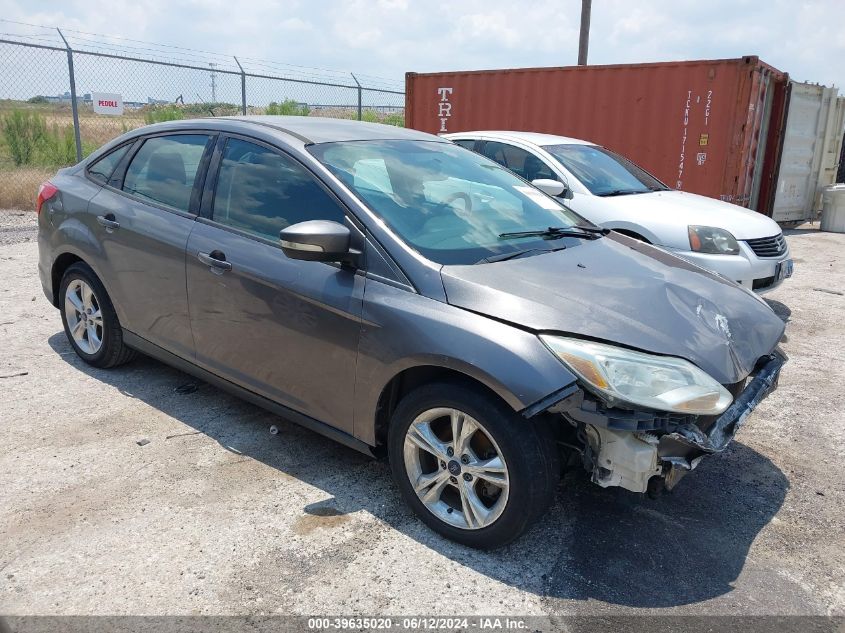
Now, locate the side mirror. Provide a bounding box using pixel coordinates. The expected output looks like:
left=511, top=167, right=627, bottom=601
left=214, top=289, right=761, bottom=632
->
left=280, top=220, right=361, bottom=267
left=531, top=178, right=567, bottom=197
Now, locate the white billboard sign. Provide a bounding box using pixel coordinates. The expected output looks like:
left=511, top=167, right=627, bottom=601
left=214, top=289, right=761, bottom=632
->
left=92, top=93, right=124, bottom=116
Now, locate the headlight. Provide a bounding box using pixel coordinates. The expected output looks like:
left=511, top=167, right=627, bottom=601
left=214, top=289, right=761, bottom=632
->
left=540, top=336, right=733, bottom=415
left=688, top=225, right=740, bottom=255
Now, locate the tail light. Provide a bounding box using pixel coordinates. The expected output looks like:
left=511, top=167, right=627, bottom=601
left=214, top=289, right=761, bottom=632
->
left=36, top=181, right=58, bottom=215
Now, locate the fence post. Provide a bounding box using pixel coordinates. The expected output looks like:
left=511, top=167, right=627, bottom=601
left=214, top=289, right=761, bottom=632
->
left=234, top=56, right=246, bottom=115
left=57, top=28, right=83, bottom=162
left=351, top=73, right=362, bottom=121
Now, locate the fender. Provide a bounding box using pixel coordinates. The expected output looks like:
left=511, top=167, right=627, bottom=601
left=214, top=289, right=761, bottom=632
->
left=604, top=222, right=660, bottom=245
left=352, top=279, right=578, bottom=445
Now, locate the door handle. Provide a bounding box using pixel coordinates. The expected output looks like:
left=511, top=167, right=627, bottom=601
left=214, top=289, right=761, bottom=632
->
left=96, top=214, right=120, bottom=231
left=197, top=251, right=232, bottom=272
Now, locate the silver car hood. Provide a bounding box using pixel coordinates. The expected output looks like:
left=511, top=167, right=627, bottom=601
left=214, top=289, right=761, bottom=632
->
left=440, top=234, right=785, bottom=384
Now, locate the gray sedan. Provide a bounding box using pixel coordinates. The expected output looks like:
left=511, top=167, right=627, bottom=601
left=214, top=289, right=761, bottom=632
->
left=37, top=116, right=785, bottom=548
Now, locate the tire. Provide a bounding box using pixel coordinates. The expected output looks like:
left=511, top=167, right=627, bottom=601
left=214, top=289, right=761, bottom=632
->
left=59, top=262, right=136, bottom=368
left=388, top=383, right=560, bottom=549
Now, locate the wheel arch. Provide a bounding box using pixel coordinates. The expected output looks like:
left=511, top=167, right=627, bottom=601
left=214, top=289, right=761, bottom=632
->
left=372, top=364, right=521, bottom=452
left=50, top=250, right=126, bottom=326
left=51, top=252, right=85, bottom=306
left=609, top=227, right=653, bottom=244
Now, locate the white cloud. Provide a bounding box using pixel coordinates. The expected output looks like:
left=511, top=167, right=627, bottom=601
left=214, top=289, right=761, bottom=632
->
left=1, top=0, right=843, bottom=89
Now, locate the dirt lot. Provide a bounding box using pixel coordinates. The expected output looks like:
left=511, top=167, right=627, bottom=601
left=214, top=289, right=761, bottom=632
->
left=0, top=220, right=843, bottom=622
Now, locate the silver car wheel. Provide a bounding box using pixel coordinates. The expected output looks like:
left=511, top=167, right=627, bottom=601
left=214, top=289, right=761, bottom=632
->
left=65, top=279, right=104, bottom=355
left=403, top=407, right=509, bottom=530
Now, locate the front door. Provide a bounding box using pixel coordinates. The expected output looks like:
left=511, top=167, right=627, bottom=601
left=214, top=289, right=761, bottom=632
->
left=185, top=136, right=364, bottom=434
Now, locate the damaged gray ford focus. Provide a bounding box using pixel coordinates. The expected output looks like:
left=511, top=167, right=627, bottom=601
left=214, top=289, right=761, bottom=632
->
left=39, top=117, right=786, bottom=549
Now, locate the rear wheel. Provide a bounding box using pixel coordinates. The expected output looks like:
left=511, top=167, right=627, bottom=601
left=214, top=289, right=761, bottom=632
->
left=59, top=262, right=136, bottom=368
left=388, top=383, right=559, bottom=549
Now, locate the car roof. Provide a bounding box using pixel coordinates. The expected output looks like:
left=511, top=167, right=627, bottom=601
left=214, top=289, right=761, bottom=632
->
left=127, top=116, right=441, bottom=145
left=444, top=130, right=595, bottom=147
left=216, top=115, right=440, bottom=144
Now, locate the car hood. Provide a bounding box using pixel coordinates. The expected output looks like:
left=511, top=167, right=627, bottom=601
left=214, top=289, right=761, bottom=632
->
left=607, top=190, right=782, bottom=240
left=440, top=234, right=785, bottom=385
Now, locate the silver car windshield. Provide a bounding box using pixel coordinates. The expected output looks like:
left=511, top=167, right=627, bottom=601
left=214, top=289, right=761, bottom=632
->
left=542, top=144, right=668, bottom=197
left=309, top=140, right=584, bottom=265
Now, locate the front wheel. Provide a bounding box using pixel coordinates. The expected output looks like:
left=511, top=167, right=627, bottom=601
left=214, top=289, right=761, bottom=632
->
left=388, top=383, right=559, bottom=549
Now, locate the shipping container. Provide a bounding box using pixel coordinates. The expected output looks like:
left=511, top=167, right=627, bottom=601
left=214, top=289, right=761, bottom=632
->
left=406, top=56, right=789, bottom=214
left=771, top=82, right=845, bottom=224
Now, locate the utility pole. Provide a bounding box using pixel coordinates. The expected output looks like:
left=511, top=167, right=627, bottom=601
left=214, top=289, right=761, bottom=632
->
left=209, top=63, right=217, bottom=103
left=578, top=0, right=592, bottom=66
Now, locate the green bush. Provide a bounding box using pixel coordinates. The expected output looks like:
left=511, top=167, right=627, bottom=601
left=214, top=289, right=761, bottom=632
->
left=27, top=95, right=48, bottom=104
left=38, top=124, right=80, bottom=166
left=266, top=99, right=310, bottom=116
left=358, top=109, right=405, bottom=127
left=360, top=110, right=380, bottom=123
left=1, top=109, right=46, bottom=166
left=144, top=105, right=184, bottom=124
left=0, top=109, right=98, bottom=167
left=382, top=111, right=405, bottom=127
left=181, top=102, right=241, bottom=117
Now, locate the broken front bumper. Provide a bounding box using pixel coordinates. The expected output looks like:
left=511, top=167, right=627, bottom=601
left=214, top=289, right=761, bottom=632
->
left=557, top=350, right=787, bottom=493
left=658, top=351, right=786, bottom=489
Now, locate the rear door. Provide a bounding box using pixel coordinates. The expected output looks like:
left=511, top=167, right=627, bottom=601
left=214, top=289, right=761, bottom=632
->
left=87, top=132, right=214, bottom=357
left=185, top=135, right=365, bottom=434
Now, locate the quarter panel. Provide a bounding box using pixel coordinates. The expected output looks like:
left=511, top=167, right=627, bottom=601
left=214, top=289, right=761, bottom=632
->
left=38, top=172, right=115, bottom=306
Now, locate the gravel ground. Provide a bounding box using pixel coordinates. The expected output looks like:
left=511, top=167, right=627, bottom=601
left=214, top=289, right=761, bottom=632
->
left=0, top=225, right=843, bottom=622
left=0, top=211, right=37, bottom=246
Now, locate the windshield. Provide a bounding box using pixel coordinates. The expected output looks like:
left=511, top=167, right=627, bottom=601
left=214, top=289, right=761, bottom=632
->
left=309, top=140, right=585, bottom=265
left=542, top=144, right=668, bottom=196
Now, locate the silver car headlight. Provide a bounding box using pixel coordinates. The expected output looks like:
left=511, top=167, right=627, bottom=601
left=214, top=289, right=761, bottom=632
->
left=688, top=225, right=740, bottom=255
left=540, top=336, right=733, bottom=415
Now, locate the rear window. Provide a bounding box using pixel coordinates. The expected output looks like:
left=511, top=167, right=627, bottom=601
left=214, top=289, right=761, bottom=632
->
left=122, top=134, right=212, bottom=213
left=87, top=144, right=131, bottom=185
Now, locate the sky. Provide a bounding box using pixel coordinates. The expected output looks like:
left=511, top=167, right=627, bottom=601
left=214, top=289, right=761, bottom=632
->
left=1, top=0, right=844, bottom=91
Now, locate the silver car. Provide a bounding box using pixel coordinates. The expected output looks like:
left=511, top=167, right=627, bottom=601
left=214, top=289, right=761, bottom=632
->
left=37, top=117, right=785, bottom=548
left=445, top=131, right=794, bottom=293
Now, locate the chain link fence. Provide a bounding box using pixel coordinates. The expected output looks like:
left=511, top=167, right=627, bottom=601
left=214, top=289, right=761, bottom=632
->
left=0, top=27, right=405, bottom=221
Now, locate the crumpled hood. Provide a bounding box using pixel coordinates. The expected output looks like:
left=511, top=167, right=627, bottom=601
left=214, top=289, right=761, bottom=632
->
left=441, top=234, right=785, bottom=384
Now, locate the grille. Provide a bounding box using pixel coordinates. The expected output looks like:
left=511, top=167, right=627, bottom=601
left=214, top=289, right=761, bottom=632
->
left=745, top=233, right=787, bottom=258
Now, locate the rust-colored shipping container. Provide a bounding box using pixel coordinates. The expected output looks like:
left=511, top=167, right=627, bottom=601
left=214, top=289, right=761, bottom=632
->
left=406, top=56, right=789, bottom=213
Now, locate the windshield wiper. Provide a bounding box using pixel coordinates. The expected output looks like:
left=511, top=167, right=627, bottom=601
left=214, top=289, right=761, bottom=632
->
left=498, top=226, right=604, bottom=240
left=478, top=245, right=567, bottom=264
left=573, top=224, right=611, bottom=235
left=596, top=189, right=650, bottom=197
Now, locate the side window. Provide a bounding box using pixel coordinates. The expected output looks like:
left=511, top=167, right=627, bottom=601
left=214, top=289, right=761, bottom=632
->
left=212, top=138, right=346, bottom=240
left=451, top=139, right=477, bottom=151
left=122, top=134, right=211, bottom=212
left=481, top=141, right=558, bottom=182
left=87, top=144, right=131, bottom=185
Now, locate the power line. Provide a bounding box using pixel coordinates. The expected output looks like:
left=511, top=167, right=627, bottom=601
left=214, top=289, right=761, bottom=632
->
left=0, top=18, right=404, bottom=89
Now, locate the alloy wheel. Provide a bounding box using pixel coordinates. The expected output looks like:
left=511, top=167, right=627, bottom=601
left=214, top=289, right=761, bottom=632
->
left=64, top=279, right=104, bottom=355
left=403, top=407, right=509, bottom=530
